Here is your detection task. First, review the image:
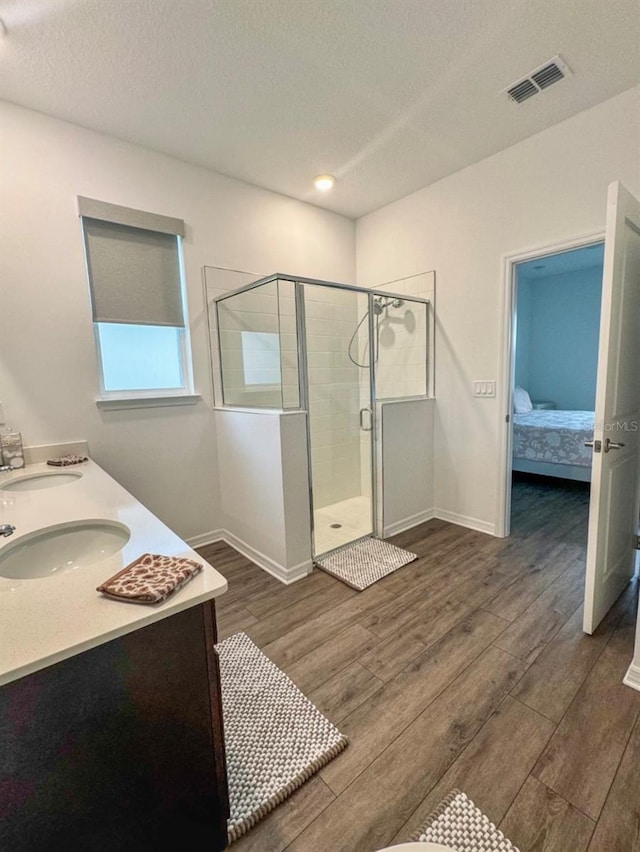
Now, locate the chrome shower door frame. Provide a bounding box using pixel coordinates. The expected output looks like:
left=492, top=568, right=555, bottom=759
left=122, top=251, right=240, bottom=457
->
left=297, top=284, right=379, bottom=558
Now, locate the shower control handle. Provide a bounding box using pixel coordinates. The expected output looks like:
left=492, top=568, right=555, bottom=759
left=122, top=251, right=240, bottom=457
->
left=359, top=407, right=373, bottom=432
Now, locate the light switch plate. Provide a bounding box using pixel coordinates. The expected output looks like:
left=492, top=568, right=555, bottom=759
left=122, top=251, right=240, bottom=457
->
left=473, top=380, right=496, bottom=398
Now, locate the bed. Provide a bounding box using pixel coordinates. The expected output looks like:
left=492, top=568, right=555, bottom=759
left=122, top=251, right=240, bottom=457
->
left=512, top=409, right=595, bottom=482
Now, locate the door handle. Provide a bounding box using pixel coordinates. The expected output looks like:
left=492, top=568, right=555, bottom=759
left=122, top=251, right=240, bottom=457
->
left=604, top=438, right=625, bottom=452
left=359, top=407, right=373, bottom=431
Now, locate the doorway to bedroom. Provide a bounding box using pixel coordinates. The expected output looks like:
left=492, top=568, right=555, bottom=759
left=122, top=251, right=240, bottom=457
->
left=507, top=239, right=605, bottom=535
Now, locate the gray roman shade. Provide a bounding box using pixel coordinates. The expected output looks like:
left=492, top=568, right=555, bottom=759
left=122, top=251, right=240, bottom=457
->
left=79, top=197, right=186, bottom=327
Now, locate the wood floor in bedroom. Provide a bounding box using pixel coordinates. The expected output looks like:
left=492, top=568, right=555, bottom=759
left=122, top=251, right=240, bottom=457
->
left=197, top=474, right=640, bottom=852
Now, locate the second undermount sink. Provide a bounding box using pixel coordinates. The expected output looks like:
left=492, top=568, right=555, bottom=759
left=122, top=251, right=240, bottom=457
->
left=1, top=471, right=83, bottom=492
left=0, top=520, right=131, bottom=579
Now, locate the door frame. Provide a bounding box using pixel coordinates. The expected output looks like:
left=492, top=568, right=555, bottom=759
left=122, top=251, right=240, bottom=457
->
left=496, top=230, right=605, bottom=538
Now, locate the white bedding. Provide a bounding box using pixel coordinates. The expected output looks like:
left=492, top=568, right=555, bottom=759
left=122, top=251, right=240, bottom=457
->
left=513, top=410, right=594, bottom=467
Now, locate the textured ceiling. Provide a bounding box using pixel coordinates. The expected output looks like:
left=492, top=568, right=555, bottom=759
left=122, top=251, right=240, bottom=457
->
left=0, top=0, right=638, bottom=218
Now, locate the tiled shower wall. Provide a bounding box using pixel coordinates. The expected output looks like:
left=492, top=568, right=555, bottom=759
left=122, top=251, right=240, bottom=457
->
left=374, top=271, right=433, bottom=399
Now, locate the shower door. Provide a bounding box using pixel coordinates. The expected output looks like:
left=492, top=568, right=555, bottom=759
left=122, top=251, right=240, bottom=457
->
left=302, top=284, right=374, bottom=556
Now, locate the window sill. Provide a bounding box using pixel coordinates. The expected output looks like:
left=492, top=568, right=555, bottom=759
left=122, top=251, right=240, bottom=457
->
left=96, top=394, right=201, bottom=411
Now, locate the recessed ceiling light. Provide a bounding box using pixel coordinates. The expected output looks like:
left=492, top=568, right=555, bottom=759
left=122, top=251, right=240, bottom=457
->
left=313, top=174, right=335, bottom=191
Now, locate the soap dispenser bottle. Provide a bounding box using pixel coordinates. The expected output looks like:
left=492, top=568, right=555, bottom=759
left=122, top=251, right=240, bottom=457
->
left=0, top=404, right=24, bottom=469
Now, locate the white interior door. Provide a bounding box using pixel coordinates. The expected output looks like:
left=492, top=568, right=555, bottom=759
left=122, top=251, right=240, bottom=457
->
left=584, top=181, right=640, bottom=634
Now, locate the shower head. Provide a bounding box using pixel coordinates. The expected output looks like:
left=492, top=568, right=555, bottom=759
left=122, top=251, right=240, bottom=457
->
left=349, top=295, right=406, bottom=367
left=373, top=295, right=404, bottom=314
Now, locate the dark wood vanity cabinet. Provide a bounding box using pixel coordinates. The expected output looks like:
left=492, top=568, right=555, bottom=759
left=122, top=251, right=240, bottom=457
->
left=0, top=601, right=229, bottom=851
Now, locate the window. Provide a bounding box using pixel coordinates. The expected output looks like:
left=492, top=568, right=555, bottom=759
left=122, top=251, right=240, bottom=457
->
left=79, top=197, right=194, bottom=403
left=96, top=324, right=184, bottom=391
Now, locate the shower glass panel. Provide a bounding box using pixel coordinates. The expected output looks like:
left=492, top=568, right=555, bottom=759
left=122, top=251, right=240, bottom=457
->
left=373, top=296, right=428, bottom=399
left=216, top=279, right=300, bottom=408
left=303, top=284, right=373, bottom=555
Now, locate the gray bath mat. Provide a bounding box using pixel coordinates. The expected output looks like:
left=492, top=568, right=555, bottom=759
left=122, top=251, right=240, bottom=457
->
left=315, top=536, right=417, bottom=590
left=410, top=789, right=519, bottom=851
left=216, top=631, right=348, bottom=843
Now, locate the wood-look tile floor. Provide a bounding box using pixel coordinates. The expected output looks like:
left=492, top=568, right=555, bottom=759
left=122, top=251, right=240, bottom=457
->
left=198, top=474, right=640, bottom=852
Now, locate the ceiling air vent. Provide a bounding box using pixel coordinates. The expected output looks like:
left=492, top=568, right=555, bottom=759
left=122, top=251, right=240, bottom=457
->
left=504, top=55, right=571, bottom=104
left=507, top=78, right=538, bottom=104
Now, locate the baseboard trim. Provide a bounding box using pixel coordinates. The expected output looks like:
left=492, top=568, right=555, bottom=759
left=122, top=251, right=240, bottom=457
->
left=624, top=663, right=640, bottom=692
left=383, top=509, right=436, bottom=538
left=185, top=529, right=226, bottom=549
left=434, top=508, right=496, bottom=536
left=186, top=528, right=312, bottom=586
left=222, top=531, right=313, bottom=585
left=285, top=557, right=316, bottom=583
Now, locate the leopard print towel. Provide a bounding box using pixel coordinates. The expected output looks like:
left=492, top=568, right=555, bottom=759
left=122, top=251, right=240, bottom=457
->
left=97, top=553, right=203, bottom=604
left=47, top=455, right=89, bottom=466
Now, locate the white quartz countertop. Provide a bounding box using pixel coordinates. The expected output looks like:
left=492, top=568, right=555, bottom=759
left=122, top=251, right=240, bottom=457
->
left=0, top=459, right=227, bottom=685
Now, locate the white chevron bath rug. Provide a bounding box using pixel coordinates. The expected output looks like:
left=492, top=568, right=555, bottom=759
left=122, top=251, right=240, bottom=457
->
left=316, top=535, right=417, bottom=590
left=217, top=631, right=348, bottom=842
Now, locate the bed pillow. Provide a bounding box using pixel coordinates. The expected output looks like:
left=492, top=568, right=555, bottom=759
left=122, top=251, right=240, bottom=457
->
left=514, top=386, right=533, bottom=414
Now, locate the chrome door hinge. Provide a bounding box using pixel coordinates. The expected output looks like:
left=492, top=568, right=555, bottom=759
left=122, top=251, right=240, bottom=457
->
left=635, top=535, right=640, bottom=550
left=506, top=414, right=510, bottom=423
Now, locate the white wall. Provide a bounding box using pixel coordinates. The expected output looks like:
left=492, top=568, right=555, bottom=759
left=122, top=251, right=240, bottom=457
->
left=356, top=86, right=640, bottom=534
left=0, top=101, right=355, bottom=541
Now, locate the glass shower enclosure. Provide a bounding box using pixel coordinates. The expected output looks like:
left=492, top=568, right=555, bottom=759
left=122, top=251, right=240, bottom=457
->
left=208, top=272, right=431, bottom=558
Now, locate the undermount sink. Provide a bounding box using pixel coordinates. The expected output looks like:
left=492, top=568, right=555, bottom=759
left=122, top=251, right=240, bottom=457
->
left=1, top=471, right=83, bottom=492
left=0, top=520, right=131, bottom=579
